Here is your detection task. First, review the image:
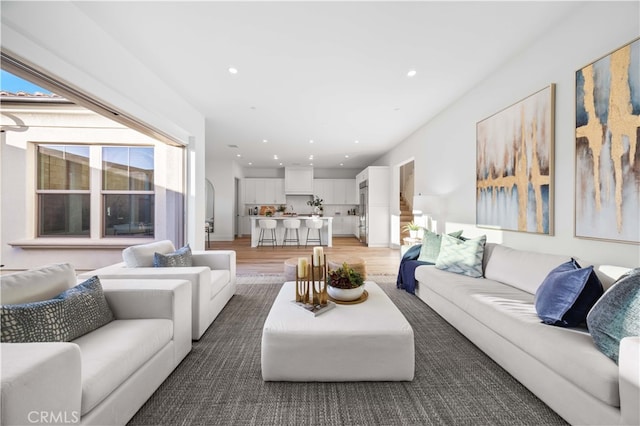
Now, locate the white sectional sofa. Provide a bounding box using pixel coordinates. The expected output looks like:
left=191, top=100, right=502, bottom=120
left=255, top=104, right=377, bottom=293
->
left=413, top=243, right=639, bottom=426
left=78, top=240, right=236, bottom=340
left=1, top=263, right=192, bottom=426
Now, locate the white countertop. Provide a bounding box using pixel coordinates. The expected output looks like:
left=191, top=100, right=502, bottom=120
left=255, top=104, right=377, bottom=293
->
left=249, top=215, right=333, bottom=219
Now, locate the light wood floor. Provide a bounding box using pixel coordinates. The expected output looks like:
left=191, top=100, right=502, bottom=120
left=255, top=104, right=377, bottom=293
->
left=207, top=236, right=401, bottom=276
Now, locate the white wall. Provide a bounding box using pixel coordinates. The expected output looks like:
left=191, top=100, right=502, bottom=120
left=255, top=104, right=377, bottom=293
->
left=1, top=1, right=207, bottom=250
left=0, top=105, right=183, bottom=272
left=375, top=1, right=640, bottom=267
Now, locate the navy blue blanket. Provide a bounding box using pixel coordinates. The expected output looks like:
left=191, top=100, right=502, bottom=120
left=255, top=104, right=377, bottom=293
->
left=396, top=244, right=432, bottom=294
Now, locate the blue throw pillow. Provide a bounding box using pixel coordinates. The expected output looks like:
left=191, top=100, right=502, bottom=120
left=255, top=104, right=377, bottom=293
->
left=535, top=259, right=604, bottom=327
left=587, top=268, right=640, bottom=363
left=1, top=276, right=114, bottom=343
left=153, top=244, right=192, bottom=267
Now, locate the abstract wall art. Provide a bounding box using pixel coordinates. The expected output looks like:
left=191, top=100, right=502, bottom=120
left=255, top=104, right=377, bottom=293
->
left=575, top=38, right=640, bottom=244
left=476, top=85, right=555, bottom=234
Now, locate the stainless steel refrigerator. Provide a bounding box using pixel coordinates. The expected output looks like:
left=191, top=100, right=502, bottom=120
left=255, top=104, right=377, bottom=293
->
left=359, top=180, right=368, bottom=245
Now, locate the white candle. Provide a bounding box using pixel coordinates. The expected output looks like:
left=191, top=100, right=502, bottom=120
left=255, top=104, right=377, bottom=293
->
left=313, top=247, right=324, bottom=265
left=297, top=257, right=308, bottom=278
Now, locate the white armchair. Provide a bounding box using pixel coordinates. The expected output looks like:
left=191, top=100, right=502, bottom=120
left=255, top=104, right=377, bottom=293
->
left=78, top=240, right=236, bottom=340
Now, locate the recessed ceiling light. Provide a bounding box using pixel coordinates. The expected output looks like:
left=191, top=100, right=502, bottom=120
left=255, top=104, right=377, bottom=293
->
left=407, top=69, right=417, bottom=77
left=279, top=162, right=283, bottom=166
left=354, top=140, right=359, bottom=144
left=236, top=154, right=241, bottom=158
left=309, top=163, right=313, bottom=166
left=309, top=155, right=314, bottom=160
left=228, top=67, right=238, bottom=74
left=340, top=163, right=344, bottom=166
left=262, top=139, right=268, bottom=143
left=248, top=162, right=253, bottom=165
left=273, top=154, right=278, bottom=160
left=309, top=139, right=314, bottom=144
left=344, top=155, right=349, bottom=159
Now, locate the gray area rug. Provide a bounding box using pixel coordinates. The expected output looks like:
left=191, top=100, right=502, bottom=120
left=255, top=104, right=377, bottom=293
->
left=128, top=277, right=566, bottom=426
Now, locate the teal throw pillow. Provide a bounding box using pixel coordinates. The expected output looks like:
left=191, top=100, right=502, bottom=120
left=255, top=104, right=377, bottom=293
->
left=586, top=268, right=640, bottom=363
left=417, top=230, right=463, bottom=264
left=153, top=244, right=192, bottom=267
left=534, top=259, right=604, bottom=327
left=435, top=234, right=486, bottom=278
left=1, top=276, right=114, bottom=343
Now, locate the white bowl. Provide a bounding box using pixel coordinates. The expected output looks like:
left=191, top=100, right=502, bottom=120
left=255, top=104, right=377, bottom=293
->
left=327, top=285, right=365, bottom=302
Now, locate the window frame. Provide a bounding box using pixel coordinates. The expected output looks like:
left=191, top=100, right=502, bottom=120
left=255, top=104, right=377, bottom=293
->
left=34, top=142, right=156, bottom=239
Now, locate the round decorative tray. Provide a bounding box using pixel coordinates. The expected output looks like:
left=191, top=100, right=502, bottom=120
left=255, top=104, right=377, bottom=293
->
left=328, top=289, right=368, bottom=305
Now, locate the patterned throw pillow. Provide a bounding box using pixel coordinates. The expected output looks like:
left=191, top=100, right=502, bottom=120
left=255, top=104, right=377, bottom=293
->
left=587, top=268, right=640, bottom=363
left=1, top=276, right=114, bottom=343
left=435, top=234, right=486, bottom=278
left=153, top=244, right=193, bottom=267
left=417, top=230, right=463, bottom=263
left=534, top=259, right=604, bottom=327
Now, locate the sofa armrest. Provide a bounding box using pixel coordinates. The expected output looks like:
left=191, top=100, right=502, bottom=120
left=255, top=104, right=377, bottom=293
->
left=192, top=250, right=236, bottom=284
left=619, top=336, right=640, bottom=426
left=1, top=343, right=82, bottom=425
left=101, top=279, right=192, bottom=362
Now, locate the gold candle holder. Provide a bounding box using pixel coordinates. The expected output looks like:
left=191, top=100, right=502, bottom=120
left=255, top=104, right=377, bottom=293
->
left=311, top=254, right=328, bottom=306
left=295, top=260, right=310, bottom=304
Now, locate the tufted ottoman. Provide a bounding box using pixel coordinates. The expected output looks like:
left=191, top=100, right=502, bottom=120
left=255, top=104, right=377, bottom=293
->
left=261, top=281, right=414, bottom=381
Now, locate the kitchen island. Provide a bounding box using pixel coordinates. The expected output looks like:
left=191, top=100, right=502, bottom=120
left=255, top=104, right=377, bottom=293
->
left=249, top=216, right=333, bottom=247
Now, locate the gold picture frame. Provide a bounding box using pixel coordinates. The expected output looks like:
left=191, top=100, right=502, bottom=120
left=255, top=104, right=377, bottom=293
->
left=476, top=84, right=555, bottom=235
left=575, top=38, right=640, bottom=244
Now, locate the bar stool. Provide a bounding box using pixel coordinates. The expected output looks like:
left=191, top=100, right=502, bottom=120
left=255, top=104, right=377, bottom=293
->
left=305, top=218, right=323, bottom=247
left=258, top=219, right=278, bottom=248
left=282, top=219, right=301, bottom=248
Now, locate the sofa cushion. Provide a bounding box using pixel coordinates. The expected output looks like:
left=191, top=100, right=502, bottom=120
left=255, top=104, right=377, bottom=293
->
left=153, top=244, right=193, bottom=267
left=587, top=268, right=640, bottom=363
left=123, top=240, right=176, bottom=267
left=435, top=234, right=486, bottom=278
left=73, top=318, right=173, bottom=415
left=0, top=263, right=75, bottom=305
left=535, top=259, right=604, bottom=327
left=484, top=244, right=570, bottom=295
left=416, top=265, right=620, bottom=407
left=417, top=229, right=463, bottom=263
left=1, top=276, right=114, bottom=343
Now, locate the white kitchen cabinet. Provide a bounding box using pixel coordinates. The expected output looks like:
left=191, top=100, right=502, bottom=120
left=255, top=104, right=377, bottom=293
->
left=332, top=179, right=357, bottom=204
left=313, top=179, right=332, bottom=202
left=285, top=167, right=314, bottom=194
left=243, top=178, right=286, bottom=204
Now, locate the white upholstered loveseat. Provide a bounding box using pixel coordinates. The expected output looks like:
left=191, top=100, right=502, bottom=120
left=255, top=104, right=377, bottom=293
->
left=0, top=263, right=192, bottom=425
left=413, top=243, right=639, bottom=425
left=78, top=240, right=236, bottom=340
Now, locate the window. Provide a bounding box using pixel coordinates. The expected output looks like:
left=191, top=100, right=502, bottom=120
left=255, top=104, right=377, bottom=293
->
left=37, top=145, right=90, bottom=236
left=102, top=147, right=154, bottom=237
left=36, top=144, right=155, bottom=238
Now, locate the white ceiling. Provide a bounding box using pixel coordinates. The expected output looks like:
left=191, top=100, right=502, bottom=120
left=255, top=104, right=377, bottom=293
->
left=72, top=1, right=580, bottom=169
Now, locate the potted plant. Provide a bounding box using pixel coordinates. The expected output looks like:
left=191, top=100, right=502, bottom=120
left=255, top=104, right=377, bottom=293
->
left=327, top=262, right=365, bottom=301
left=307, top=195, right=324, bottom=216
left=403, top=221, right=420, bottom=238
left=276, top=205, right=287, bottom=216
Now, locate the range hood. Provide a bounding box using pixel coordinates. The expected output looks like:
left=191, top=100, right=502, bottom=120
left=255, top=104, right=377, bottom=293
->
left=284, top=166, right=314, bottom=194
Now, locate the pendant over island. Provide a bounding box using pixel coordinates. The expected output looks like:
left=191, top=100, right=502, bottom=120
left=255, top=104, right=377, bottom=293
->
left=249, top=215, right=333, bottom=247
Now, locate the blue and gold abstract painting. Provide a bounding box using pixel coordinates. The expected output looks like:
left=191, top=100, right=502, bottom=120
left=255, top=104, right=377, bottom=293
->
left=576, top=38, right=640, bottom=243
left=476, top=85, right=555, bottom=234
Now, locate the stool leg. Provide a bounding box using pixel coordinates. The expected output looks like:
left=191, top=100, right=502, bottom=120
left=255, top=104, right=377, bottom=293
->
left=271, top=229, right=276, bottom=248
left=258, top=229, right=264, bottom=247
left=295, top=229, right=300, bottom=248
left=305, top=228, right=310, bottom=248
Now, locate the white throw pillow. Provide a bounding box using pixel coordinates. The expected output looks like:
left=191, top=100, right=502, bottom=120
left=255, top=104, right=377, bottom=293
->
left=0, top=263, right=76, bottom=304
left=122, top=240, right=176, bottom=267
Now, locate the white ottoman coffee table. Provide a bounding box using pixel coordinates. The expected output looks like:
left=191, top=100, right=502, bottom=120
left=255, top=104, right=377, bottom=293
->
left=261, top=281, right=414, bottom=381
